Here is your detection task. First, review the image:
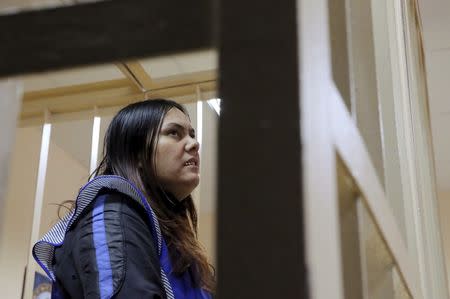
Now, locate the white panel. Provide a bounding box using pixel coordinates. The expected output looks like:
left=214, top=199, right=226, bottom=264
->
left=24, top=123, right=51, bottom=299
left=90, top=116, right=101, bottom=175
left=197, top=101, right=203, bottom=149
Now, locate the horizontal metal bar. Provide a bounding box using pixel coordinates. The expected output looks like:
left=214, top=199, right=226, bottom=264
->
left=0, top=0, right=213, bottom=78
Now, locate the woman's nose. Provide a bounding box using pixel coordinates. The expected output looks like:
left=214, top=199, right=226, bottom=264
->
left=186, top=137, right=200, bottom=152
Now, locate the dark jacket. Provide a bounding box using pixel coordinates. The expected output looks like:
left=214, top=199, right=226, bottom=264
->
left=52, top=191, right=165, bottom=298
left=33, top=175, right=212, bottom=299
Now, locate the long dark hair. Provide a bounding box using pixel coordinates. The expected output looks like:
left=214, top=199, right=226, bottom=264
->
left=93, top=99, right=215, bottom=292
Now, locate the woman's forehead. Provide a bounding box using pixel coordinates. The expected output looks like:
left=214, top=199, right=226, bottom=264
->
left=162, top=108, right=191, bottom=127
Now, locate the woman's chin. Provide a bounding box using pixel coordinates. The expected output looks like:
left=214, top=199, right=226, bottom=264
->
left=173, top=176, right=200, bottom=196
left=189, top=176, right=200, bottom=189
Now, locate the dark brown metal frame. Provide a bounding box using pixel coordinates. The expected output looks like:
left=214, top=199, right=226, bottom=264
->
left=0, top=0, right=212, bottom=77
left=0, top=1, right=308, bottom=298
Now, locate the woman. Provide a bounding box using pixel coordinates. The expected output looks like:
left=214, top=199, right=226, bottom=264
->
left=33, top=99, right=215, bottom=298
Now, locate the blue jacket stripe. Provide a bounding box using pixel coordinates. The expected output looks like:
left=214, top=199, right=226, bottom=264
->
left=92, top=195, right=114, bottom=299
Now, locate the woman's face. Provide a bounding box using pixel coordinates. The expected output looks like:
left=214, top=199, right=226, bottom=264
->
left=155, top=107, right=200, bottom=200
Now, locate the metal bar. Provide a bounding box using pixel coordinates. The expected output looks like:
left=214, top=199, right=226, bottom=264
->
left=299, top=2, right=346, bottom=299
left=89, top=110, right=101, bottom=177
left=196, top=86, right=203, bottom=149
left=0, top=0, right=212, bottom=78
left=217, top=0, right=307, bottom=297
left=193, top=86, right=203, bottom=213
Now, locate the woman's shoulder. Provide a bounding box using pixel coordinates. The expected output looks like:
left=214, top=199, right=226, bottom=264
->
left=75, top=189, right=148, bottom=224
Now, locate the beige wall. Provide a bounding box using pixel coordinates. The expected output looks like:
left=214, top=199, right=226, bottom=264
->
left=0, top=127, right=40, bottom=299
left=0, top=126, right=89, bottom=299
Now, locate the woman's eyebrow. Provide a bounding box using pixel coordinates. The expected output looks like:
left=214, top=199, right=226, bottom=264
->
left=164, top=122, right=196, bottom=135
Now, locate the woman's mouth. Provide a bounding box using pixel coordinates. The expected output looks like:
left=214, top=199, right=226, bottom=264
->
left=184, top=158, right=198, bottom=167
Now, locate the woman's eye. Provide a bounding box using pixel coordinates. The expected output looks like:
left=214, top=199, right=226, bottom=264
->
left=168, top=130, right=180, bottom=137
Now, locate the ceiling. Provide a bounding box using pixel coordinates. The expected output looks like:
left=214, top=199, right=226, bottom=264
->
left=418, top=0, right=450, bottom=192
left=21, top=51, right=217, bottom=92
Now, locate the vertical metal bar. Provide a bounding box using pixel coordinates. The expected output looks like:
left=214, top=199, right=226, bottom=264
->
left=90, top=107, right=101, bottom=177
left=194, top=86, right=203, bottom=213
left=24, top=111, right=51, bottom=299
left=217, top=0, right=307, bottom=297
left=196, top=86, right=204, bottom=151
left=298, top=0, right=344, bottom=298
